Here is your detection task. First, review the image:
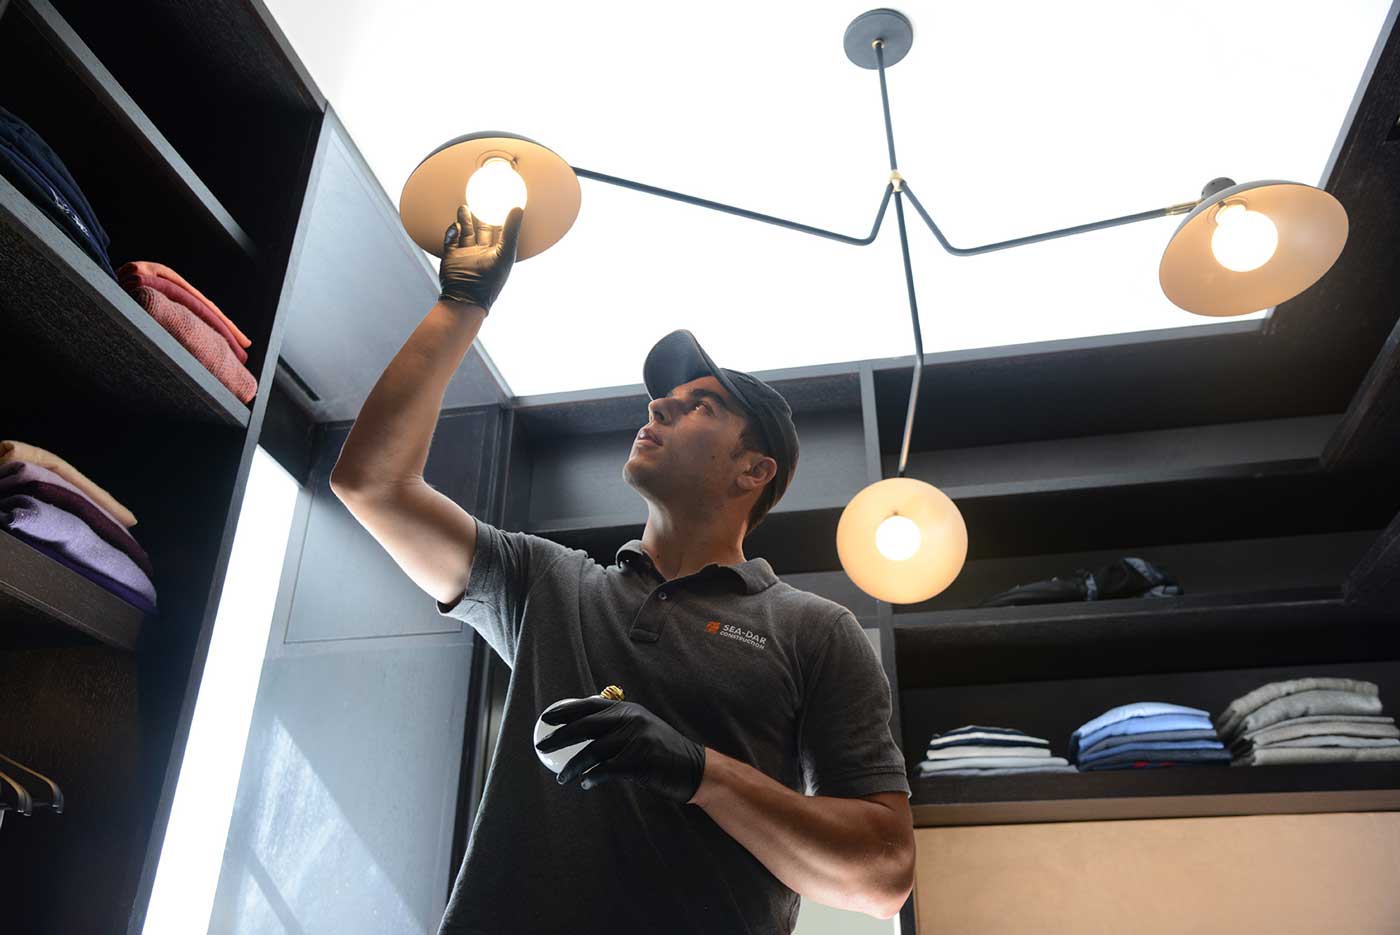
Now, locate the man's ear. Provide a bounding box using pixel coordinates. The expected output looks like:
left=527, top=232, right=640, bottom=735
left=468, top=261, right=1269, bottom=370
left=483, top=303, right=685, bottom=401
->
left=739, top=453, right=784, bottom=492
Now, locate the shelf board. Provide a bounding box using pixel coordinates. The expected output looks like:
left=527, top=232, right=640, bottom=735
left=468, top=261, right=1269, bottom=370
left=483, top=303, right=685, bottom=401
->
left=13, top=0, right=256, bottom=260
left=894, top=588, right=1400, bottom=687
left=0, top=531, right=145, bottom=650
left=529, top=456, right=1400, bottom=579
left=910, top=762, right=1400, bottom=826
left=0, top=175, right=251, bottom=426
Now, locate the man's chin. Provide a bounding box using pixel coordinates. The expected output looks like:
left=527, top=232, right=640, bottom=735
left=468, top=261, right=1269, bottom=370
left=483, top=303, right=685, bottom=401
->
left=621, top=457, right=647, bottom=486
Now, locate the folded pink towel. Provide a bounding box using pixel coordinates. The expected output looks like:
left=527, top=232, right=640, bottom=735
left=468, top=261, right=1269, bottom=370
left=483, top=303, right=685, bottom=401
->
left=129, top=285, right=258, bottom=403
left=0, top=460, right=154, bottom=578
left=119, top=271, right=247, bottom=364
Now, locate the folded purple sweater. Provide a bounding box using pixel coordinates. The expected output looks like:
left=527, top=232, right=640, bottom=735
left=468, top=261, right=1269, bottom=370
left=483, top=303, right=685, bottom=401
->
left=0, top=495, right=158, bottom=611
left=0, top=459, right=154, bottom=577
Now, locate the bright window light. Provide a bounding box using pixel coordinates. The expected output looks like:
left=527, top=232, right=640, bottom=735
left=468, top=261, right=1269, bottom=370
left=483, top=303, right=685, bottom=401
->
left=261, top=1, right=1390, bottom=396
left=142, top=447, right=300, bottom=935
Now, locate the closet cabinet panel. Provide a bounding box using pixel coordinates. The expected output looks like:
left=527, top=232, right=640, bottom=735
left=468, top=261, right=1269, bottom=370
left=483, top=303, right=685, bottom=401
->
left=271, top=110, right=504, bottom=425
left=209, top=641, right=473, bottom=935
left=283, top=410, right=498, bottom=644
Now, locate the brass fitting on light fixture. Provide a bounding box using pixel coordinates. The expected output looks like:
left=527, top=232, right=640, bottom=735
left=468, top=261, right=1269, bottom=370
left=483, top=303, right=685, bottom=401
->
left=600, top=685, right=625, bottom=701
left=872, top=38, right=884, bottom=50
left=1165, top=200, right=1199, bottom=216
left=889, top=170, right=904, bottom=192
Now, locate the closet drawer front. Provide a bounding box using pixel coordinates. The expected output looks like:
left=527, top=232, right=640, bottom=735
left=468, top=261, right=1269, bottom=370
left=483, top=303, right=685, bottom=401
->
left=913, top=811, right=1400, bottom=935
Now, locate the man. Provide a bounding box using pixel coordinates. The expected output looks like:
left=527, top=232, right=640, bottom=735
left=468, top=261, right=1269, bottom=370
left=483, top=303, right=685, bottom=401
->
left=331, top=204, right=914, bottom=934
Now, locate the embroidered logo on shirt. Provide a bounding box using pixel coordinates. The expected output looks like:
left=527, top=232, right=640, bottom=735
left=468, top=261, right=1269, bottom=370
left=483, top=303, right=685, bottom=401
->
left=707, top=621, right=768, bottom=650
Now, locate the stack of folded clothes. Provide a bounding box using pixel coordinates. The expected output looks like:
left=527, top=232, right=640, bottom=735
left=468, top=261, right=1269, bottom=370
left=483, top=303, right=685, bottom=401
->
left=1071, top=701, right=1229, bottom=770
left=914, top=726, right=1075, bottom=777
left=0, top=105, right=116, bottom=278
left=0, top=440, right=157, bottom=615
left=1216, top=677, right=1400, bottom=767
left=117, top=260, right=257, bottom=403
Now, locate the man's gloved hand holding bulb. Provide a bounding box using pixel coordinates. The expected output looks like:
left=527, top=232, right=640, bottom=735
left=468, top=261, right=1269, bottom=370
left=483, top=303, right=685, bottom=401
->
left=437, top=202, right=523, bottom=313
left=535, top=685, right=707, bottom=803
left=534, top=685, right=626, bottom=774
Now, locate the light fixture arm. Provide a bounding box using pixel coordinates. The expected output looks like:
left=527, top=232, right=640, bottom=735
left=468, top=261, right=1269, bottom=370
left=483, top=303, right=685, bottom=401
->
left=569, top=167, right=895, bottom=247
left=872, top=38, right=924, bottom=480
left=561, top=18, right=1215, bottom=482
left=892, top=188, right=923, bottom=479
left=902, top=184, right=1199, bottom=257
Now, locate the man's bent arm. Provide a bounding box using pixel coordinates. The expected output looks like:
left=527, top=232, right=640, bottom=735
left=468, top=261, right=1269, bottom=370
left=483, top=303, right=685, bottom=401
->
left=690, top=747, right=915, bottom=919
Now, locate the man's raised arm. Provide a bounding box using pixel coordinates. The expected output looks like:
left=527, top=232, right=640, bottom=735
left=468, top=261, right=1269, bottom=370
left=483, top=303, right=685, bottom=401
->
left=330, top=206, right=522, bottom=605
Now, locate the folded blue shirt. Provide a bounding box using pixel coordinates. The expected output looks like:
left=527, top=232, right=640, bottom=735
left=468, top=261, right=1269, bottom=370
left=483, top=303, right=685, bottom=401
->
left=1074, top=713, right=1216, bottom=757
left=1081, top=728, right=1220, bottom=755
left=1079, top=747, right=1232, bottom=770
left=1071, top=704, right=1212, bottom=757
left=1078, top=739, right=1225, bottom=765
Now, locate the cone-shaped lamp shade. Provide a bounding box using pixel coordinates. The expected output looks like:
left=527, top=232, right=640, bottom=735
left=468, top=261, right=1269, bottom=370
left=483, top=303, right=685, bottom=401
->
left=399, top=131, right=580, bottom=262
left=837, top=477, right=968, bottom=604
left=1159, top=180, right=1347, bottom=317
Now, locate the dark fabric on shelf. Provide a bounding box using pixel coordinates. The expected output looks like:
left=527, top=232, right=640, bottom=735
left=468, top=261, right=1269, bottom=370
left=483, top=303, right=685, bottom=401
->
left=979, top=556, right=1181, bottom=608
left=0, top=106, right=115, bottom=277
left=0, top=460, right=154, bottom=577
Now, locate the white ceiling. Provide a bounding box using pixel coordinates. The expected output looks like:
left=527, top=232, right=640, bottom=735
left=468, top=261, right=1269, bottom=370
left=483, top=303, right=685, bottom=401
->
left=263, top=0, right=1390, bottom=397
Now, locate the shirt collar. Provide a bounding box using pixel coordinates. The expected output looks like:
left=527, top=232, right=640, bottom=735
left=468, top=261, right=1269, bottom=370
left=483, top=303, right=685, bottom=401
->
left=614, top=539, right=777, bottom=596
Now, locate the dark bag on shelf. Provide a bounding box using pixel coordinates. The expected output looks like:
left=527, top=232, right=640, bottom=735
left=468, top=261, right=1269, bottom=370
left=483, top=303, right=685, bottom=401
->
left=980, top=557, right=1182, bottom=608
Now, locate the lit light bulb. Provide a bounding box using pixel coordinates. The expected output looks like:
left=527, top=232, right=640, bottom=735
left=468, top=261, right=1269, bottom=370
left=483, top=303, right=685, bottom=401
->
left=465, top=157, right=527, bottom=227
left=1210, top=202, right=1278, bottom=272
left=875, top=514, right=921, bottom=561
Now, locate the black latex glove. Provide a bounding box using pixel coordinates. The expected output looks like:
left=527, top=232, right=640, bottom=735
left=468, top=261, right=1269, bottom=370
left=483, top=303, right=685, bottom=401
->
left=536, top=697, right=707, bottom=803
left=437, top=204, right=523, bottom=312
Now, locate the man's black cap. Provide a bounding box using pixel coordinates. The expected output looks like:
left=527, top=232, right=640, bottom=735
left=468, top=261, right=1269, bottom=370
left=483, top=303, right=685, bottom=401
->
left=643, top=330, right=799, bottom=527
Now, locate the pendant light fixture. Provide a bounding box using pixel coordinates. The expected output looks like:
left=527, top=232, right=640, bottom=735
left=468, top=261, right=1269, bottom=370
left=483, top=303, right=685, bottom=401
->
left=400, top=8, right=1351, bottom=604
left=1159, top=178, right=1348, bottom=317
left=400, top=131, right=580, bottom=262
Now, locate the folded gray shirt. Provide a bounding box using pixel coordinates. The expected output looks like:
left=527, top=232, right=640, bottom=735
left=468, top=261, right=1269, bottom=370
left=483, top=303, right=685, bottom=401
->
left=1233, top=745, right=1400, bottom=767
left=1235, top=716, right=1398, bottom=748
left=1217, top=678, right=1379, bottom=737
left=1256, top=736, right=1400, bottom=750
left=1220, top=690, right=1384, bottom=739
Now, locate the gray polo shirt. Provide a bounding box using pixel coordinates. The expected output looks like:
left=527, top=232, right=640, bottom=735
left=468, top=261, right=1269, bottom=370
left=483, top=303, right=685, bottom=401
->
left=434, top=515, right=909, bottom=935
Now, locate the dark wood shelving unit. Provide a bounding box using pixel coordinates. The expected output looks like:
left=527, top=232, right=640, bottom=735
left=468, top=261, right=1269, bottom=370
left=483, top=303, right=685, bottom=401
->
left=11, top=0, right=256, bottom=260
left=893, top=588, right=1400, bottom=687
left=910, top=762, right=1400, bottom=826
left=0, top=531, right=146, bottom=650
left=0, top=0, right=324, bottom=929
left=0, top=177, right=251, bottom=426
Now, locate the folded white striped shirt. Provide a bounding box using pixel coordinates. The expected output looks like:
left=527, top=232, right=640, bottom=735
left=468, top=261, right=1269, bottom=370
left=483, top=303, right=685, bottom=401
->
left=917, top=755, right=1071, bottom=773
left=924, top=745, right=1052, bottom=761
left=926, top=731, right=1051, bottom=749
